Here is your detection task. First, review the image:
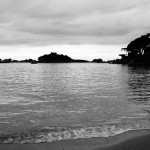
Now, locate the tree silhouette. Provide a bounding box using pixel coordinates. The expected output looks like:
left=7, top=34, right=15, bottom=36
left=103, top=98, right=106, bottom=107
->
left=121, top=33, right=150, bottom=65
left=38, top=52, right=73, bottom=63
left=123, top=33, right=150, bottom=56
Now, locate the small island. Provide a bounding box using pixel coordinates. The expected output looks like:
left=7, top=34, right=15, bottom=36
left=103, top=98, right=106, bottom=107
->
left=92, top=58, right=103, bottom=63
left=38, top=52, right=90, bottom=63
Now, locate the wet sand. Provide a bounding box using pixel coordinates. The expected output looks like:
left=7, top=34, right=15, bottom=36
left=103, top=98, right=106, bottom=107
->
left=0, top=129, right=150, bottom=150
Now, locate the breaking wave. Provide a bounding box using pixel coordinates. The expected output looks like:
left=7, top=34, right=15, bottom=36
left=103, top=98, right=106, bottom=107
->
left=0, top=119, right=150, bottom=144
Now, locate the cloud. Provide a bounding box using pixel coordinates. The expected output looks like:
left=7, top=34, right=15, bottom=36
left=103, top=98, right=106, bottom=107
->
left=0, top=0, right=150, bottom=46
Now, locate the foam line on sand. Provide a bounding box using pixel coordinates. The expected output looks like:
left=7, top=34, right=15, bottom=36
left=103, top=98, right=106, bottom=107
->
left=0, top=129, right=150, bottom=150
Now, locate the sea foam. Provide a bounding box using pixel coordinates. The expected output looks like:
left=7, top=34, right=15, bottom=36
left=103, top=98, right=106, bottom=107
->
left=0, top=119, right=150, bottom=144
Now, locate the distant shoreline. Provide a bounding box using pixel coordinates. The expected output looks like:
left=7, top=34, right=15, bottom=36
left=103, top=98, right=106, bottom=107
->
left=0, top=129, right=150, bottom=150
left=0, top=52, right=107, bottom=63
left=0, top=61, right=101, bottom=64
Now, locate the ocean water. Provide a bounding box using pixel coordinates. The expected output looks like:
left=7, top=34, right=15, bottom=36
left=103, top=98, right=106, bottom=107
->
left=0, top=63, right=150, bottom=143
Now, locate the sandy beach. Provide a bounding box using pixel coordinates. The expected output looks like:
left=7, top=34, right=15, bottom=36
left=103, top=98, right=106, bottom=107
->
left=0, top=129, right=150, bottom=150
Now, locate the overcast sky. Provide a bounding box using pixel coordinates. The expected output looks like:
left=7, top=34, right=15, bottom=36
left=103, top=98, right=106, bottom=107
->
left=0, top=0, right=150, bottom=60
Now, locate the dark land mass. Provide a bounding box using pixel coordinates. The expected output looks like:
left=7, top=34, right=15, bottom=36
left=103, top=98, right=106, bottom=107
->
left=92, top=58, right=103, bottom=63
left=1, top=33, right=150, bottom=65
left=114, top=33, right=150, bottom=66
left=38, top=52, right=90, bottom=63
left=0, top=58, right=37, bottom=63
left=38, top=52, right=73, bottom=63
left=38, top=53, right=105, bottom=63
left=0, top=52, right=100, bottom=64
left=9, top=53, right=103, bottom=63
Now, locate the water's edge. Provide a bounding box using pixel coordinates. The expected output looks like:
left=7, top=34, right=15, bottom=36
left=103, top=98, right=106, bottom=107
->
left=1, top=119, right=150, bottom=144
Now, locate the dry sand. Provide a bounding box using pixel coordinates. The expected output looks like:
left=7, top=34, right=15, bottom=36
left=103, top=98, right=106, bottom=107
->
left=0, top=129, right=150, bottom=150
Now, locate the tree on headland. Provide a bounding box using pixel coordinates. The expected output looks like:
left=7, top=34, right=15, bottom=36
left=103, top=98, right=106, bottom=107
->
left=123, top=33, right=150, bottom=56
left=120, top=33, right=150, bottom=65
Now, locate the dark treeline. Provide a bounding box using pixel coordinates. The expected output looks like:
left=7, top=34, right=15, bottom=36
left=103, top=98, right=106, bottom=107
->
left=0, top=52, right=104, bottom=63
left=1, top=33, right=150, bottom=65
left=0, top=59, right=37, bottom=63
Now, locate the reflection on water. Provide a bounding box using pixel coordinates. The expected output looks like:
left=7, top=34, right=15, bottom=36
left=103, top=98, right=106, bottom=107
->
left=127, top=67, right=150, bottom=105
left=0, top=63, right=150, bottom=143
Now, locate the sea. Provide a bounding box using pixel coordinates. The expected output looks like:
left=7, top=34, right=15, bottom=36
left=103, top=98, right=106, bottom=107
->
left=0, top=63, right=150, bottom=144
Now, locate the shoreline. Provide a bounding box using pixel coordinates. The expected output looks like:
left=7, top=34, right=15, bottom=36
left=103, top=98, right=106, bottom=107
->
left=0, top=129, right=150, bottom=150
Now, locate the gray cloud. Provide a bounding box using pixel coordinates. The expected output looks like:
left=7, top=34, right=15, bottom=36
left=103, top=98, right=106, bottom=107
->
left=0, top=0, right=150, bottom=46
